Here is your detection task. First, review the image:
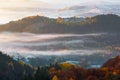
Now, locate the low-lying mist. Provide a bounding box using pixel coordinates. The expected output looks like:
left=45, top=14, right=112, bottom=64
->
left=0, top=32, right=108, bottom=57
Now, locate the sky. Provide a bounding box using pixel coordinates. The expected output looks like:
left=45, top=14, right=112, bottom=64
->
left=0, top=0, right=120, bottom=24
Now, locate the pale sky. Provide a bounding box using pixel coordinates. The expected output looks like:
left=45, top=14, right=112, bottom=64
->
left=0, top=0, right=120, bottom=24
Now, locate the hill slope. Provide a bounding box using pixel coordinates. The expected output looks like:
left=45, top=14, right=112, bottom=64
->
left=0, top=14, right=120, bottom=33
left=102, top=55, right=120, bottom=69
left=0, top=51, right=34, bottom=80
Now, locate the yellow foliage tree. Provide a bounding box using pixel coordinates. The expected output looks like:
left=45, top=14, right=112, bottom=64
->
left=56, top=17, right=64, bottom=24
left=19, top=61, right=25, bottom=66
left=52, top=75, right=58, bottom=80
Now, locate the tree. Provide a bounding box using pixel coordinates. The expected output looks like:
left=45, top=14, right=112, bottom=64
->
left=56, top=17, right=64, bottom=24
left=34, top=67, right=50, bottom=80
left=52, top=75, right=58, bottom=80
left=86, top=76, right=98, bottom=80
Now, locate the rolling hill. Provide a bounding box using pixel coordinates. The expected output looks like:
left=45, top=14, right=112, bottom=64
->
left=0, top=14, right=120, bottom=34
left=102, top=55, right=120, bottom=69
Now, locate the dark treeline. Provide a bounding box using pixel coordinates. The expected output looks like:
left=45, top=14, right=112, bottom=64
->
left=0, top=51, right=34, bottom=80
left=1, top=51, right=120, bottom=80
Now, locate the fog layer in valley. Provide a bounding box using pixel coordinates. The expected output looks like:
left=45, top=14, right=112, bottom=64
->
left=0, top=32, right=108, bottom=57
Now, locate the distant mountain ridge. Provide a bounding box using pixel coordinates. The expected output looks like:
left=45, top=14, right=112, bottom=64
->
left=0, top=14, right=120, bottom=34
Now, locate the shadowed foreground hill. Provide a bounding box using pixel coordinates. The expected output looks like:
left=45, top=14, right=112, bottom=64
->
left=1, top=51, right=120, bottom=80
left=0, top=14, right=120, bottom=33
left=0, top=52, right=34, bottom=80
left=102, top=55, right=120, bottom=69
left=50, top=55, right=120, bottom=80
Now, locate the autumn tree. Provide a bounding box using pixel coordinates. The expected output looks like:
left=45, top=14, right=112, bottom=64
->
left=56, top=17, right=64, bottom=24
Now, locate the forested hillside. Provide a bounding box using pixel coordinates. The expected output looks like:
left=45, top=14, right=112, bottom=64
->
left=0, top=14, right=120, bottom=34
left=0, top=52, right=34, bottom=80
left=1, top=51, right=120, bottom=80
